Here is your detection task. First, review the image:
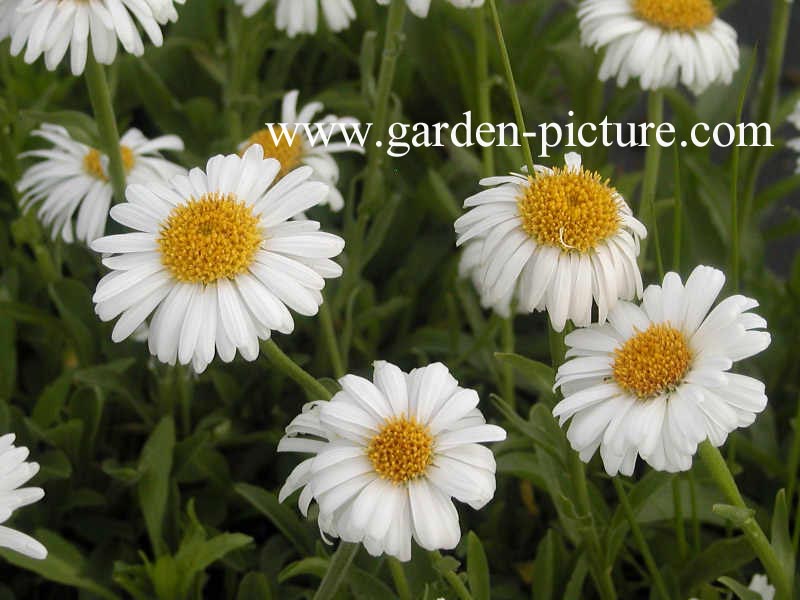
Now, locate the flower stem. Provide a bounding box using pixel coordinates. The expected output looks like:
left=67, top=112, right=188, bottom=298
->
left=312, top=541, right=359, bottom=600
left=84, top=54, right=126, bottom=203
left=785, top=392, right=800, bottom=517
left=361, top=0, right=406, bottom=211
left=640, top=91, right=664, bottom=278
left=443, top=570, right=473, bottom=600
left=318, top=301, right=345, bottom=378
left=672, top=475, right=688, bottom=560
left=262, top=339, right=332, bottom=401
left=486, top=0, right=535, bottom=175
left=671, top=145, right=682, bottom=272
left=613, top=479, right=671, bottom=600
left=387, top=557, right=411, bottom=600
left=568, top=451, right=617, bottom=600
left=475, top=5, right=495, bottom=178
left=698, top=441, right=793, bottom=600
left=500, top=316, right=515, bottom=409
left=743, top=0, right=792, bottom=223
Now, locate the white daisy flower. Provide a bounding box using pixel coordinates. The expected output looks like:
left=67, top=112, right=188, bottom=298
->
left=235, top=0, right=355, bottom=36
left=578, top=0, right=740, bottom=94
left=454, top=152, right=646, bottom=331
left=0, top=434, right=47, bottom=561
left=239, top=91, right=362, bottom=213
left=278, top=360, right=506, bottom=561
left=788, top=101, right=800, bottom=174
left=376, top=0, right=483, bottom=18
left=91, top=145, right=345, bottom=373
left=5, top=0, right=185, bottom=75
left=552, top=265, right=771, bottom=476
left=18, top=123, right=185, bottom=244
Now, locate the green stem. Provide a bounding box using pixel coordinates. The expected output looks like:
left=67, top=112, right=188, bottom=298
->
left=500, top=316, right=515, bottom=408
left=84, top=54, right=126, bottom=203
left=475, top=5, right=495, bottom=178
left=547, top=325, right=567, bottom=368
left=387, top=557, right=412, bottom=600
left=568, top=451, right=617, bottom=600
left=318, top=301, right=345, bottom=378
left=671, top=145, right=682, bottom=272
left=743, top=0, right=791, bottom=223
left=785, top=393, right=800, bottom=513
left=613, top=479, right=672, bottom=600
left=262, top=339, right=332, bottom=401
left=312, top=542, right=359, bottom=600
left=687, top=470, right=701, bottom=554
left=361, top=0, right=407, bottom=211
left=699, top=441, right=793, bottom=600
left=486, top=0, right=535, bottom=175
left=443, top=570, right=473, bottom=600
left=640, top=91, right=664, bottom=278
left=672, top=476, right=688, bottom=561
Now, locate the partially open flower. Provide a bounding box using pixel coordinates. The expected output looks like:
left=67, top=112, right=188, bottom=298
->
left=278, top=361, right=506, bottom=561
left=239, top=91, right=362, bottom=213
left=553, top=265, right=770, bottom=476
left=455, top=152, right=646, bottom=330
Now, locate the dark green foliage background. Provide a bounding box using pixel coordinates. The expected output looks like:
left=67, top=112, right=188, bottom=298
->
left=0, top=0, right=798, bottom=598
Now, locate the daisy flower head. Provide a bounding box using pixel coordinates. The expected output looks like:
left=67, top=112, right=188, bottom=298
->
left=278, top=361, right=506, bottom=561
left=0, top=434, right=47, bottom=560
left=376, top=0, right=483, bottom=19
left=234, top=0, right=356, bottom=36
left=240, top=91, right=362, bottom=213
left=788, top=100, right=800, bottom=174
left=18, top=124, right=185, bottom=244
left=578, top=0, right=740, bottom=94
left=553, top=265, right=771, bottom=476
left=454, top=152, right=646, bottom=332
left=6, top=0, right=185, bottom=75
left=91, top=145, right=345, bottom=374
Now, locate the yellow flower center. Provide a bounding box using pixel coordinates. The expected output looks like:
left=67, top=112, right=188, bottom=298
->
left=517, top=167, right=620, bottom=252
left=612, top=324, right=692, bottom=398
left=367, top=416, right=434, bottom=484
left=633, top=0, right=716, bottom=31
left=244, top=129, right=304, bottom=178
left=83, top=146, right=135, bottom=181
left=157, top=193, right=262, bottom=284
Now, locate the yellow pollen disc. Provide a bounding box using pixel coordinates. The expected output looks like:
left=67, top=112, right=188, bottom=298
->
left=633, top=0, right=716, bottom=31
left=83, top=145, right=136, bottom=181
left=517, top=167, right=620, bottom=252
left=244, top=129, right=304, bottom=178
left=367, top=416, right=434, bottom=484
left=612, top=323, right=692, bottom=398
left=157, top=192, right=262, bottom=284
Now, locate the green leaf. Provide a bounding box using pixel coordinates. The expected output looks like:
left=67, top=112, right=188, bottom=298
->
left=466, top=531, right=490, bottom=600
left=769, top=489, right=795, bottom=581
left=531, top=530, right=558, bottom=600
left=0, top=529, right=120, bottom=600
left=137, top=417, right=176, bottom=556
left=278, top=557, right=328, bottom=583
left=494, top=353, right=556, bottom=402
left=234, top=483, right=315, bottom=555
left=679, top=536, right=755, bottom=593
left=712, top=503, right=754, bottom=525
left=718, top=576, right=762, bottom=600
left=32, top=372, right=72, bottom=428
left=237, top=572, right=272, bottom=600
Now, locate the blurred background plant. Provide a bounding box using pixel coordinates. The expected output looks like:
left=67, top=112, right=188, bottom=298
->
left=0, top=0, right=798, bottom=598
